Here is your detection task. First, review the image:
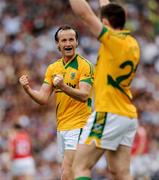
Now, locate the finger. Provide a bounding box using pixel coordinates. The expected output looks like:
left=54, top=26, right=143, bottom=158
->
left=19, top=77, right=29, bottom=85
left=56, top=74, right=63, bottom=79
left=53, top=76, right=60, bottom=86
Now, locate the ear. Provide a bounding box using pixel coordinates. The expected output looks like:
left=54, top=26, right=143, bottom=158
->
left=56, top=42, right=61, bottom=51
left=102, top=18, right=110, bottom=27
left=76, top=40, right=79, bottom=48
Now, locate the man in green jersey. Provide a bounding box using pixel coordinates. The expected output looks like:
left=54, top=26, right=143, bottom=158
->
left=19, top=25, right=94, bottom=180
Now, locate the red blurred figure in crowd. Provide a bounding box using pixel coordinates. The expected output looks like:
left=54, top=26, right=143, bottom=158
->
left=131, top=125, right=148, bottom=156
left=8, top=123, right=36, bottom=180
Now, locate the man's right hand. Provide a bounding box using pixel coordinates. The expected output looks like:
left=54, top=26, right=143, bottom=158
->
left=19, top=75, right=52, bottom=105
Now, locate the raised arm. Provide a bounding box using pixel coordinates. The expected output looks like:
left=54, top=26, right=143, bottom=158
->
left=19, top=75, right=53, bottom=105
left=69, top=0, right=103, bottom=38
left=99, top=0, right=110, bottom=6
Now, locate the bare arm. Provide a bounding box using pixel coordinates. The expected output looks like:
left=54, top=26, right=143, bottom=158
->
left=69, top=0, right=103, bottom=38
left=61, top=82, right=92, bottom=102
left=99, top=0, right=110, bottom=6
left=19, top=75, right=53, bottom=105
left=53, top=75, right=92, bottom=102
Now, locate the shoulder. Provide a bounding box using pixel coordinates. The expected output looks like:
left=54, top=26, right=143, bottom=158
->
left=130, top=35, right=140, bottom=48
left=98, top=26, right=109, bottom=40
left=77, top=54, right=94, bottom=73
left=77, top=54, right=93, bottom=66
left=126, top=34, right=140, bottom=54
left=47, top=58, right=62, bottom=70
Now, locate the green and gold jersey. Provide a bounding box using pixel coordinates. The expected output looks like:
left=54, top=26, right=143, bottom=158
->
left=44, top=54, right=94, bottom=131
left=95, top=26, right=140, bottom=118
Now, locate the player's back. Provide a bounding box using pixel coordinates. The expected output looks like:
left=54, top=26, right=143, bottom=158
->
left=95, top=27, right=140, bottom=118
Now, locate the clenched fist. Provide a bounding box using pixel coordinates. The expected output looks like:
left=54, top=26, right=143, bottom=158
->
left=53, top=74, right=64, bottom=88
left=19, top=75, right=29, bottom=87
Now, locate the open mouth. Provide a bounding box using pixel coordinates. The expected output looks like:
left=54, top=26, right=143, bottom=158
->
left=64, top=47, right=73, bottom=51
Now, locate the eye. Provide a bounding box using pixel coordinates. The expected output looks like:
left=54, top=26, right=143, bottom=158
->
left=61, top=39, right=66, bottom=42
left=69, top=38, right=75, bottom=42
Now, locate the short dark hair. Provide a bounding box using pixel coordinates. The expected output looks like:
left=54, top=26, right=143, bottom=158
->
left=101, top=3, right=126, bottom=29
left=54, top=25, right=78, bottom=42
left=13, top=123, right=22, bottom=129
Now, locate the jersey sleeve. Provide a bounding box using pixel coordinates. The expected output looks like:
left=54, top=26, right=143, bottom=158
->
left=98, top=26, right=131, bottom=56
left=98, top=26, right=122, bottom=47
left=80, top=61, right=94, bottom=86
left=44, top=65, right=53, bottom=85
left=98, top=26, right=109, bottom=44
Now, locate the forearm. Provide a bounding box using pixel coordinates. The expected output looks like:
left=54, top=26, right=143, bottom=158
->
left=69, top=0, right=92, bottom=20
left=60, top=84, right=89, bottom=102
left=23, top=85, right=48, bottom=105
left=69, top=0, right=103, bottom=38
left=99, top=0, right=110, bottom=6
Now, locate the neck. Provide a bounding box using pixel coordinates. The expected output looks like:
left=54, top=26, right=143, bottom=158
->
left=63, top=54, right=76, bottom=64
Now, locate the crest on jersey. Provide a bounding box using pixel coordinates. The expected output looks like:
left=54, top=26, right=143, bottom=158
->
left=70, top=72, right=76, bottom=80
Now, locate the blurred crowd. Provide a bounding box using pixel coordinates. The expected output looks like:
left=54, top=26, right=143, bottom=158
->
left=0, top=0, right=159, bottom=179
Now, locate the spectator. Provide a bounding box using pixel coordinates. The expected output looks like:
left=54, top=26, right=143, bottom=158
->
left=8, top=123, right=36, bottom=180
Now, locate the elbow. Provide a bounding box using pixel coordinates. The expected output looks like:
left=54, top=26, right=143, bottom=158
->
left=39, top=102, right=47, bottom=105
left=38, top=99, right=48, bottom=105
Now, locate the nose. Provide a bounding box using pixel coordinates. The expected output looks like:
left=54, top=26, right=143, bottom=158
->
left=66, top=40, right=71, bottom=46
